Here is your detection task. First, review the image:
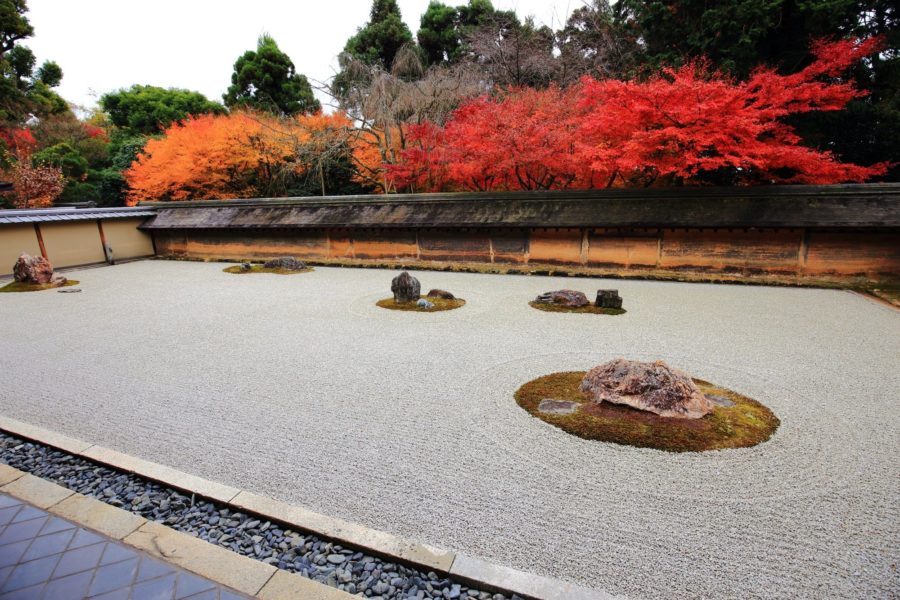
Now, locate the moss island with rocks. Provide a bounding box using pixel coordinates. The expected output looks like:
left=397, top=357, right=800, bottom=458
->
left=516, top=359, right=779, bottom=452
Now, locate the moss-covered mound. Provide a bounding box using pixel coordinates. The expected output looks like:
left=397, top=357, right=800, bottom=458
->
left=223, top=265, right=313, bottom=275
left=528, top=301, right=625, bottom=315
left=515, top=371, right=779, bottom=452
left=376, top=296, right=466, bottom=312
left=0, top=280, right=80, bottom=293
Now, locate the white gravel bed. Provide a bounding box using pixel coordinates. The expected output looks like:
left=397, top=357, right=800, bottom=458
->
left=1, top=260, right=898, bottom=599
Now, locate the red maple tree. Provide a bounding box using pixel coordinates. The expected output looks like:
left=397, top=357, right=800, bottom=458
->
left=389, top=38, right=889, bottom=192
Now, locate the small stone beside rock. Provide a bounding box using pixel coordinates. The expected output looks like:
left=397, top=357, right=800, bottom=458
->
left=534, top=289, right=590, bottom=307
left=595, top=289, right=623, bottom=309
left=538, top=399, right=580, bottom=415
left=391, top=271, right=421, bottom=303
left=426, top=289, right=455, bottom=300
left=239, top=262, right=252, bottom=272
left=416, top=298, right=434, bottom=308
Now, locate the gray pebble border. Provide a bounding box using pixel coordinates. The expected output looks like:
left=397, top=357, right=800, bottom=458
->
left=0, top=432, right=520, bottom=600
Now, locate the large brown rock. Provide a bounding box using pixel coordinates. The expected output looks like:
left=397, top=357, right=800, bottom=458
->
left=580, top=358, right=713, bottom=419
left=13, top=253, right=54, bottom=284
left=391, top=271, right=420, bottom=303
left=535, top=289, right=589, bottom=308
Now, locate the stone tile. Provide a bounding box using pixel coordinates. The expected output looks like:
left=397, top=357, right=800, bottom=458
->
left=41, top=569, right=94, bottom=600
left=130, top=572, right=176, bottom=600
left=257, top=570, right=357, bottom=600
left=0, top=516, right=48, bottom=546
left=86, top=556, right=139, bottom=597
left=0, top=508, right=20, bottom=527
left=0, top=582, right=45, bottom=599
left=9, top=505, right=45, bottom=524
left=38, top=516, right=77, bottom=537
left=175, top=571, right=216, bottom=598
left=1, top=475, right=72, bottom=509
left=89, top=588, right=131, bottom=600
left=99, top=542, right=138, bottom=566
left=52, top=541, right=106, bottom=578
left=0, top=499, right=20, bottom=512
left=19, top=528, right=75, bottom=562
left=1, top=553, right=60, bottom=592
left=0, top=540, right=30, bottom=568
left=49, top=494, right=145, bottom=540
left=0, top=565, right=10, bottom=588
left=183, top=590, right=217, bottom=600
left=67, top=528, right=105, bottom=550
left=134, top=555, right=176, bottom=583
left=124, top=522, right=275, bottom=596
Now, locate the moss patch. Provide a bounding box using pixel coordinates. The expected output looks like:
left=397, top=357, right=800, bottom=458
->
left=376, top=296, right=466, bottom=312
left=515, top=371, right=779, bottom=452
left=223, top=265, right=313, bottom=275
left=528, top=301, right=625, bottom=315
left=0, top=280, right=80, bottom=293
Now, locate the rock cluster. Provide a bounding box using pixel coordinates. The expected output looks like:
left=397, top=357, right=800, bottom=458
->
left=580, top=358, right=713, bottom=419
left=13, top=253, right=66, bottom=286
left=534, top=289, right=589, bottom=307
left=0, top=431, right=517, bottom=600
left=391, top=271, right=421, bottom=303
left=595, top=289, right=623, bottom=309
left=263, top=256, right=306, bottom=271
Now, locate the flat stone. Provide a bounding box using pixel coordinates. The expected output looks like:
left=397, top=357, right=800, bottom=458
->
left=258, top=570, right=356, bottom=600
left=263, top=257, right=306, bottom=271
left=0, top=463, right=24, bottom=486
left=50, top=494, right=146, bottom=539
left=426, top=289, right=455, bottom=300
left=449, top=553, right=618, bottom=600
left=2, top=473, right=73, bottom=508
left=230, top=491, right=455, bottom=572
left=537, top=399, right=580, bottom=415
left=0, top=416, right=94, bottom=455
left=707, top=394, right=736, bottom=408
left=125, top=521, right=276, bottom=596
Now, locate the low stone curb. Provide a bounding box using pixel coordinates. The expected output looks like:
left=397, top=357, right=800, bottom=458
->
left=0, top=415, right=616, bottom=600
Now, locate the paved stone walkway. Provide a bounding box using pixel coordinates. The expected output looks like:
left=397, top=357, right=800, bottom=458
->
left=0, top=494, right=249, bottom=600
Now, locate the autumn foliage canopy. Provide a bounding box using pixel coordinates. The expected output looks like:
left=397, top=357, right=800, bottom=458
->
left=388, top=38, right=889, bottom=191
left=124, top=111, right=379, bottom=204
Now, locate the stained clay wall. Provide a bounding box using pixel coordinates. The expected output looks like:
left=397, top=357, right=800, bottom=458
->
left=151, top=227, right=900, bottom=279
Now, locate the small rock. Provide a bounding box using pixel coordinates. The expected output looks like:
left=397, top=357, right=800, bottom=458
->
left=426, top=289, right=454, bottom=300
left=327, top=554, right=347, bottom=565
left=595, top=289, right=623, bottom=309
left=416, top=299, right=434, bottom=309
left=57, top=288, right=81, bottom=293
left=537, top=399, right=580, bottom=415
left=239, top=262, right=252, bottom=272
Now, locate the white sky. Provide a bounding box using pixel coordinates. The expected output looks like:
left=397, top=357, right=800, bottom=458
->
left=25, top=0, right=578, bottom=112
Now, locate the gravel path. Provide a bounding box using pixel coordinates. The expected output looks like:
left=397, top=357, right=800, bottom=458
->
left=1, top=260, right=898, bottom=599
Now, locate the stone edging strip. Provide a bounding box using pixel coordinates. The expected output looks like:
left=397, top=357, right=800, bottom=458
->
left=0, top=463, right=352, bottom=599
left=0, top=415, right=616, bottom=600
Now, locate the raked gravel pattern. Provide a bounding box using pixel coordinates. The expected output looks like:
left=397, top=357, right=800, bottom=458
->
left=1, top=260, right=898, bottom=599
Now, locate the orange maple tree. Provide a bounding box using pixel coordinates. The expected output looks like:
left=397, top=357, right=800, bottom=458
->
left=389, top=38, right=889, bottom=191
left=125, top=111, right=381, bottom=202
